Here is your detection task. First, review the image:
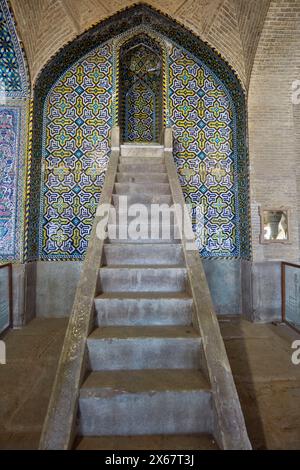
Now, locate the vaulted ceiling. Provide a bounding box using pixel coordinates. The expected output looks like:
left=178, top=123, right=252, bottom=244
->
left=9, top=0, right=271, bottom=89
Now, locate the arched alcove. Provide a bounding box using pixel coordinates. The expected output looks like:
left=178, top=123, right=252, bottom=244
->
left=29, top=4, right=250, bottom=263
left=119, top=34, right=163, bottom=143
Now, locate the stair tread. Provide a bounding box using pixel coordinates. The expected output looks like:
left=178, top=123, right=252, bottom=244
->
left=118, top=165, right=165, bottom=169
left=88, top=325, right=200, bottom=340
left=118, top=168, right=166, bottom=173
left=107, top=223, right=178, bottom=226
left=118, top=162, right=165, bottom=165
left=101, top=265, right=185, bottom=270
left=95, top=292, right=192, bottom=300
left=115, top=181, right=170, bottom=185
left=117, top=172, right=167, bottom=176
left=117, top=168, right=167, bottom=170
left=101, top=264, right=185, bottom=269
left=104, top=243, right=181, bottom=248
left=121, top=143, right=163, bottom=146
left=119, top=158, right=164, bottom=163
left=115, top=185, right=170, bottom=193
left=80, top=369, right=210, bottom=394
left=108, top=238, right=181, bottom=246
left=119, top=158, right=164, bottom=160
left=75, top=433, right=218, bottom=450
left=112, top=192, right=169, bottom=196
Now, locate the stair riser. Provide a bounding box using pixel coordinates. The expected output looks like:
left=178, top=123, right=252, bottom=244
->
left=119, top=157, right=164, bottom=165
left=121, top=146, right=164, bottom=158
left=112, top=194, right=172, bottom=206
left=79, top=391, right=213, bottom=436
left=99, top=268, right=187, bottom=292
left=116, top=173, right=168, bottom=183
left=75, top=434, right=218, bottom=450
left=105, top=226, right=180, bottom=244
left=114, top=183, right=171, bottom=195
left=95, top=298, right=193, bottom=326
left=107, top=237, right=181, bottom=245
left=118, top=164, right=166, bottom=173
left=103, top=244, right=184, bottom=265
left=87, top=337, right=202, bottom=370
left=108, top=210, right=177, bottom=226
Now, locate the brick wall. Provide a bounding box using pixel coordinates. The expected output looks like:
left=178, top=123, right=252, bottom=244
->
left=248, top=0, right=300, bottom=263
left=293, top=96, right=300, bottom=258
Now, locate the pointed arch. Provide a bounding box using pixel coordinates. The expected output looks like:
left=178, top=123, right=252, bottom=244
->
left=29, top=3, right=250, bottom=261
left=118, top=33, right=164, bottom=142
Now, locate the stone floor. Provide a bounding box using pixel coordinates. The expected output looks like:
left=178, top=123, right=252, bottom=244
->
left=219, top=317, right=300, bottom=450
left=0, top=318, right=68, bottom=450
left=0, top=316, right=300, bottom=449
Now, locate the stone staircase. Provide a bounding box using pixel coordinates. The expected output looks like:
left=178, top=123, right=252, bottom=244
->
left=40, top=131, right=250, bottom=450
left=75, top=144, right=218, bottom=449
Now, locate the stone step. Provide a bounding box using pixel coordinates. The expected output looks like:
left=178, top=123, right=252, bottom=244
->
left=103, top=243, right=184, bottom=265
left=114, top=182, right=171, bottom=195
left=108, top=207, right=177, bottom=225
left=99, top=266, right=187, bottom=292
left=107, top=236, right=181, bottom=244
left=79, top=369, right=212, bottom=436
left=94, top=292, right=193, bottom=327
left=112, top=193, right=172, bottom=206
left=87, top=326, right=201, bottom=370
left=118, top=163, right=166, bottom=173
left=121, top=144, right=164, bottom=158
left=119, top=157, right=164, bottom=165
left=75, top=434, right=218, bottom=450
left=116, top=172, right=168, bottom=183
left=105, top=224, right=180, bottom=244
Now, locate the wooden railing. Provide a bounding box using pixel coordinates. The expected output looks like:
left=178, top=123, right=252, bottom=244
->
left=39, top=127, right=120, bottom=449
left=0, top=263, right=13, bottom=336
left=164, top=127, right=251, bottom=450
left=282, top=261, right=300, bottom=334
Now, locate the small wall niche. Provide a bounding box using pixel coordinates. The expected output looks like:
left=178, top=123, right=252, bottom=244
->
left=259, top=208, right=291, bottom=244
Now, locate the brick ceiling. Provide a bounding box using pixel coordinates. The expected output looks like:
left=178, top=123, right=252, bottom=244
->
left=9, top=0, right=271, bottom=88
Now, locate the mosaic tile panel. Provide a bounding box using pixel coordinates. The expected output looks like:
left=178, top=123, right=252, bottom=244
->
left=0, top=106, right=24, bottom=259
left=0, top=0, right=28, bottom=98
left=169, top=45, right=239, bottom=257
left=0, top=1, right=29, bottom=262
left=125, top=81, right=155, bottom=142
left=32, top=5, right=250, bottom=260
left=40, top=43, right=113, bottom=259
left=121, top=38, right=162, bottom=142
